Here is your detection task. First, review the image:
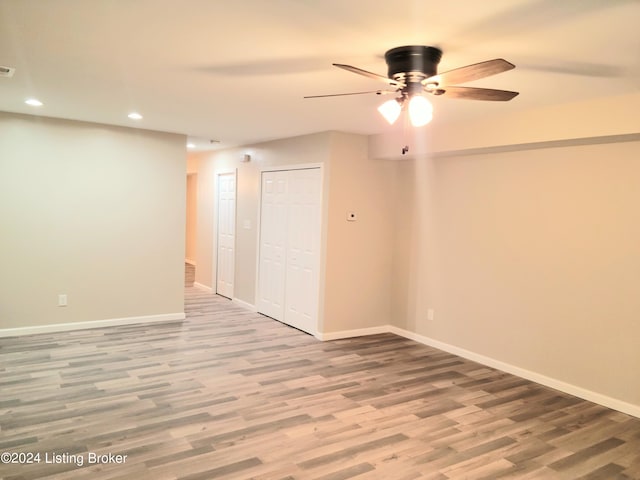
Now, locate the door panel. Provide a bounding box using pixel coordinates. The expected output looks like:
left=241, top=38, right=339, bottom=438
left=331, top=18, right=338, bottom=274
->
left=216, top=173, right=236, bottom=298
left=257, top=172, right=288, bottom=319
left=284, top=169, right=321, bottom=334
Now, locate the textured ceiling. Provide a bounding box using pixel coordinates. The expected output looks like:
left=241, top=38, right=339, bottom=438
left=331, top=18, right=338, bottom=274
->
left=0, top=0, right=638, bottom=150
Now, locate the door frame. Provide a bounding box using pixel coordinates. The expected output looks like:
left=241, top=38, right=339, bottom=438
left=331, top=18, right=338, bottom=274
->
left=214, top=169, right=237, bottom=299
left=255, top=163, right=324, bottom=336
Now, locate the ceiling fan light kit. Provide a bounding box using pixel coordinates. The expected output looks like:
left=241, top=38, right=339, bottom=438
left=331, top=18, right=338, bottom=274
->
left=377, top=98, right=403, bottom=124
left=306, top=45, right=519, bottom=134
left=407, top=95, right=433, bottom=127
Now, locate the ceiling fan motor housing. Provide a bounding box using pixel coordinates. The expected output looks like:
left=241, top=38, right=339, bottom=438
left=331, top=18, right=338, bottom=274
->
left=385, top=46, right=442, bottom=85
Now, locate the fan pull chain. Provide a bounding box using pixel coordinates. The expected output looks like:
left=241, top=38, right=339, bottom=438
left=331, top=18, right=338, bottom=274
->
left=401, top=105, right=410, bottom=155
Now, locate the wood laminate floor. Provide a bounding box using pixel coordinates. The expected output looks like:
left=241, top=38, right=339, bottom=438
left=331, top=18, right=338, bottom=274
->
left=1, top=283, right=640, bottom=479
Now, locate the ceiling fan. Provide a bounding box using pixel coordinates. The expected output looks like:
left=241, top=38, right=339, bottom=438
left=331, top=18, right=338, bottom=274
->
left=305, top=45, right=519, bottom=127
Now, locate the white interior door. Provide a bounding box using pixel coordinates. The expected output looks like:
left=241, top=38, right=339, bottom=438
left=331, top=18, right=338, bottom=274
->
left=257, top=168, right=321, bottom=335
left=257, top=171, right=288, bottom=319
left=284, top=168, right=321, bottom=334
left=216, top=172, right=236, bottom=298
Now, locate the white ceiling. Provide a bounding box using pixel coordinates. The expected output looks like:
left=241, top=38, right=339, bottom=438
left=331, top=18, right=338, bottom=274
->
left=1, top=0, right=638, bottom=151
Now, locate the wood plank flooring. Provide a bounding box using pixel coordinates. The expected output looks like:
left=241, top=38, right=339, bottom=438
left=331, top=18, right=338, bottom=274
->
left=2, top=281, right=640, bottom=479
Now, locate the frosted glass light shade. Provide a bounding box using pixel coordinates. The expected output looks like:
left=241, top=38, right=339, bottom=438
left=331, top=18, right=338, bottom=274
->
left=377, top=99, right=402, bottom=124
left=408, top=95, right=433, bottom=127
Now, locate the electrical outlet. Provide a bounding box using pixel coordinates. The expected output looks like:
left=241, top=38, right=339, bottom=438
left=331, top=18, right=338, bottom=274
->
left=58, top=294, right=68, bottom=307
left=427, top=308, right=434, bottom=321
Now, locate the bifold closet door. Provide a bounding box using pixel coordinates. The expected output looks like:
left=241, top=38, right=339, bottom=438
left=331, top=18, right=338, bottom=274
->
left=257, top=168, right=321, bottom=335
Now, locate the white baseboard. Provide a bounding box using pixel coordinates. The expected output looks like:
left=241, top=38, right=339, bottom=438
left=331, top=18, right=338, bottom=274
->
left=318, top=324, right=640, bottom=419
left=316, top=325, right=390, bottom=341
left=232, top=297, right=257, bottom=312
left=185, top=258, right=197, bottom=266
left=0, top=312, right=186, bottom=338
left=193, top=282, right=213, bottom=293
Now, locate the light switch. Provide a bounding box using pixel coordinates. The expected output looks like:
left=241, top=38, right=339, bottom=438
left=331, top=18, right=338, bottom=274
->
left=243, top=219, right=251, bottom=230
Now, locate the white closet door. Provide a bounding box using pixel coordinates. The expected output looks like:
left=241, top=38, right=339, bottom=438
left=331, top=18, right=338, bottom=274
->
left=257, top=168, right=321, bottom=335
left=284, top=168, right=321, bottom=334
left=216, top=172, right=236, bottom=298
left=257, top=171, right=288, bottom=320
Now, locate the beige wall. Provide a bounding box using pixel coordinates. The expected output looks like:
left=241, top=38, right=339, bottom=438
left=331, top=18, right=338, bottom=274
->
left=0, top=113, right=187, bottom=329
left=193, top=131, right=394, bottom=334
left=392, top=139, right=640, bottom=407
left=185, top=174, right=197, bottom=263
left=322, top=132, right=395, bottom=332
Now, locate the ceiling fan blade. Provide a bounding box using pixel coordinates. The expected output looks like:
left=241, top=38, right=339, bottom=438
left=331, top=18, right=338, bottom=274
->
left=304, top=90, right=392, bottom=99
left=333, top=63, right=404, bottom=87
left=423, top=59, right=515, bottom=86
left=439, top=86, right=519, bottom=101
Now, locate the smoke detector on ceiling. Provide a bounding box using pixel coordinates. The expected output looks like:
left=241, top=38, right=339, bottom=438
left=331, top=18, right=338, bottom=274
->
left=0, top=66, right=16, bottom=78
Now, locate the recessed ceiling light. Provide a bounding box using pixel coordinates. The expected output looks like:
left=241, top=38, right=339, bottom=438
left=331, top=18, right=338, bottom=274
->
left=128, top=112, right=143, bottom=120
left=187, top=143, right=195, bottom=149
left=25, top=98, right=43, bottom=107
